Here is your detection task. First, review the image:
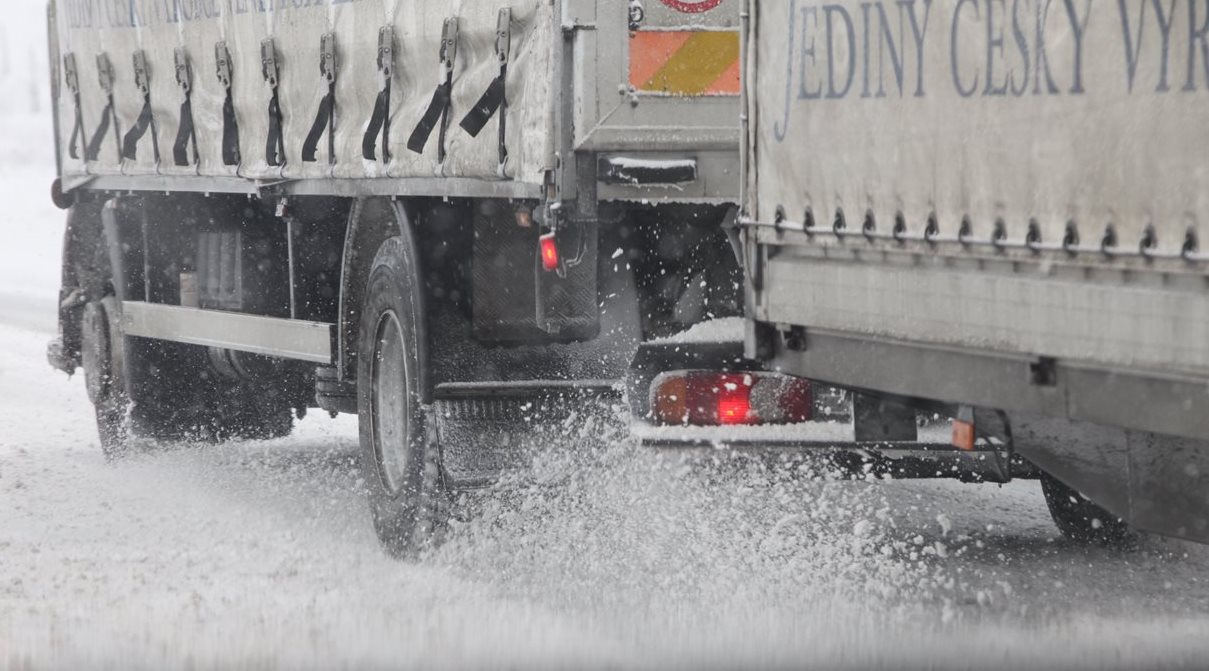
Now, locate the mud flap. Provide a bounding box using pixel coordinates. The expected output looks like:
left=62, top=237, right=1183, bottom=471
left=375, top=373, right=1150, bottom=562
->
left=1011, top=413, right=1209, bottom=543
left=433, top=381, right=622, bottom=486
left=535, top=215, right=599, bottom=341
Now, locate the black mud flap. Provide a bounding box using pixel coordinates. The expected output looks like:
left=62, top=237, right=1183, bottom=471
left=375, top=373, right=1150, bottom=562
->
left=1011, top=413, right=1209, bottom=543
left=433, top=380, right=622, bottom=487
left=535, top=216, right=600, bottom=342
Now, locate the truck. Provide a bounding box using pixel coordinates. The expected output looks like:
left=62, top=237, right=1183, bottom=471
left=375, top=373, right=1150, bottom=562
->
left=739, top=0, right=1209, bottom=544
left=48, top=0, right=1205, bottom=555
left=43, top=0, right=760, bottom=556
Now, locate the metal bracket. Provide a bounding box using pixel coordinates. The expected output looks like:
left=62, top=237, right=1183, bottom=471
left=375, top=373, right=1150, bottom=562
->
left=132, top=50, right=150, bottom=95
left=215, top=41, right=233, bottom=89
left=64, top=52, right=80, bottom=95
left=173, top=48, right=192, bottom=93
left=376, top=25, right=395, bottom=77
left=260, top=38, right=279, bottom=88
left=439, top=17, right=459, bottom=76
left=629, top=0, right=646, bottom=31
left=495, top=8, right=512, bottom=64
left=319, top=32, right=337, bottom=83
left=96, top=53, right=115, bottom=94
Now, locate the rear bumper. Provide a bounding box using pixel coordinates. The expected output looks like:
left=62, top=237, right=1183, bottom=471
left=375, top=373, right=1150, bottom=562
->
left=632, top=422, right=1040, bottom=483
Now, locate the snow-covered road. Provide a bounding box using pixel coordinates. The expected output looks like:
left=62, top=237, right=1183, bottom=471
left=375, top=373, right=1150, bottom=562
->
left=1, top=51, right=1208, bottom=669
left=5, top=303, right=1209, bottom=670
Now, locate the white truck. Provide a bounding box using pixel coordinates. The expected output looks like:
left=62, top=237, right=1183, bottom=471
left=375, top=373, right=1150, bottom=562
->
left=44, top=0, right=759, bottom=556
left=739, top=0, right=1209, bottom=543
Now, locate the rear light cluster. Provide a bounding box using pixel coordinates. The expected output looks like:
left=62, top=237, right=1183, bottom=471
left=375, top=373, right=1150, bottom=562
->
left=649, top=371, right=812, bottom=426
left=539, top=232, right=560, bottom=272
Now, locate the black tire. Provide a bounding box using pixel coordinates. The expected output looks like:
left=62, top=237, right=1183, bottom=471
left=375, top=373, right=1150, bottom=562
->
left=357, top=235, right=446, bottom=558
left=81, top=297, right=293, bottom=458
left=1040, top=472, right=1135, bottom=546
left=81, top=297, right=132, bottom=457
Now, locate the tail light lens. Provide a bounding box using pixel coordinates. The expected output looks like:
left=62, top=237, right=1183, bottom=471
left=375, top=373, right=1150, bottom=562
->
left=539, top=232, right=559, bottom=272
left=649, top=371, right=812, bottom=426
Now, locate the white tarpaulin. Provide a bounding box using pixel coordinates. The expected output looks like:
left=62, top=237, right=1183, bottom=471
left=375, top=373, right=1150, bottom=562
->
left=54, top=0, right=554, bottom=186
left=747, top=0, right=1209, bottom=258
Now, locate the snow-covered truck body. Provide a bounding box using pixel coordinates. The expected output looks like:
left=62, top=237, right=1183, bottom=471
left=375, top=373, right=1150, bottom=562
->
left=741, top=0, right=1209, bottom=541
left=44, top=0, right=752, bottom=554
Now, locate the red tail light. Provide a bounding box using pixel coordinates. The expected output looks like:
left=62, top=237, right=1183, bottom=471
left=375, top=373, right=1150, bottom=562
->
left=539, top=232, right=559, bottom=272
left=716, top=395, right=752, bottom=425
left=649, top=371, right=812, bottom=426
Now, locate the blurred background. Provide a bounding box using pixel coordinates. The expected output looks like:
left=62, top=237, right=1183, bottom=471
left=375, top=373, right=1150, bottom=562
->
left=0, top=1, right=64, bottom=333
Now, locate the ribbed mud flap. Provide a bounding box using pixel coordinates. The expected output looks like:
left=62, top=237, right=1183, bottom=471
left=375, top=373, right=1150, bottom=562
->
left=536, top=216, right=600, bottom=341
left=433, top=381, right=621, bottom=486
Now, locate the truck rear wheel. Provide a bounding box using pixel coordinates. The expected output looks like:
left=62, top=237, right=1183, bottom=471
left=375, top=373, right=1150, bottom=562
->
left=81, top=297, right=133, bottom=457
left=1040, top=472, right=1135, bottom=546
left=81, top=297, right=293, bottom=458
left=357, top=236, right=446, bottom=558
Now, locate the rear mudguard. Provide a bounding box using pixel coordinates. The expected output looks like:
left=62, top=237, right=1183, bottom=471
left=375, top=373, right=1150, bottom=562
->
left=1011, top=413, right=1209, bottom=543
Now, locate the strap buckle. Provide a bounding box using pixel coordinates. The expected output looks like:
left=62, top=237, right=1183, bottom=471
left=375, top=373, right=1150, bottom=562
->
left=319, top=32, right=337, bottom=84
left=261, top=38, right=279, bottom=89
left=376, top=25, right=395, bottom=77
left=495, top=8, right=512, bottom=64
left=132, top=50, right=150, bottom=96
left=174, top=48, right=192, bottom=94
left=215, top=41, right=233, bottom=90
left=439, top=17, right=459, bottom=77
left=96, top=53, right=115, bottom=94
left=64, top=53, right=80, bottom=95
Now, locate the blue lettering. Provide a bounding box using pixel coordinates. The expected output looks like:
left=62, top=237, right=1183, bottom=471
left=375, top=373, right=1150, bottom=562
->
left=952, top=0, right=980, bottom=97
left=1185, top=0, right=1209, bottom=91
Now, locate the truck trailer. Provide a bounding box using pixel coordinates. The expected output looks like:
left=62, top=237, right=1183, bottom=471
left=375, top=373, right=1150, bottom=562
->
left=739, top=0, right=1209, bottom=543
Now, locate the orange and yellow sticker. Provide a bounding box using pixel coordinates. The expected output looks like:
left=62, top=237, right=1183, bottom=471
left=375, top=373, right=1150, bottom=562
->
left=629, top=30, right=740, bottom=96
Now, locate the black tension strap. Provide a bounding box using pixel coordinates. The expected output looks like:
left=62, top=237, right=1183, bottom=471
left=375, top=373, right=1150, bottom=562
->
left=86, top=53, right=121, bottom=162
left=458, top=71, right=504, bottom=138
left=63, top=53, right=86, bottom=160
left=215, top=42, right=240, bottom=166
left=407, top=18, right=458, bottom=161
left=262, top=39, right=286, bottom=167
left=172, top=48, right=199, bottom=166
left=302, top=33, right=337, bottom=164
left=459, top=8, right=511, bottom=167
left=122, top=50, right=161, bottom=162
left=362, top=25, right=394, bottom=162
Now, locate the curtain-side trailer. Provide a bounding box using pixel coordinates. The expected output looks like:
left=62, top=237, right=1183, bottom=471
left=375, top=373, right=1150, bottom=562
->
left=741, top=0, right=1209, bottom=543
left=44, top=0, right=749, bottom=555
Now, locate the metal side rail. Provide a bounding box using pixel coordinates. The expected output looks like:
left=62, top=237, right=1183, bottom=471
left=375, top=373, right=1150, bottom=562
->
left=120, top=301, right=334, bottom=364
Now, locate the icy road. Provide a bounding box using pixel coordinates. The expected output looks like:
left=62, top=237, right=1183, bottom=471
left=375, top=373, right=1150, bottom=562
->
left=3, top=139, right=1209, bottom=670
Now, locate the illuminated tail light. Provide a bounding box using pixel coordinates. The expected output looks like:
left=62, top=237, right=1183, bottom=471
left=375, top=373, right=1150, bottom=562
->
left=539, top=232, right=559, bottom=272
left=649, top=371, right=812, bottom=426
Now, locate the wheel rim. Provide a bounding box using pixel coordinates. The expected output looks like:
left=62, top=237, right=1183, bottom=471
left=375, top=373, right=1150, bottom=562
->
left=371, top=310, right=411, bottom=494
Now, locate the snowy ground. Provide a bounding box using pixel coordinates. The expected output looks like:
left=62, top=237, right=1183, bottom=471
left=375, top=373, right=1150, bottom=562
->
left=4, top=7, right=1209, bottom=667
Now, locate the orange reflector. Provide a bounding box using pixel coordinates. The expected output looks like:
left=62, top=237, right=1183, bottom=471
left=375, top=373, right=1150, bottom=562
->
left=951, top=418, right=976, bottom=451
left=539, top=233, right=559, bottom=272
left=629, top=30, right=741, bottom=96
